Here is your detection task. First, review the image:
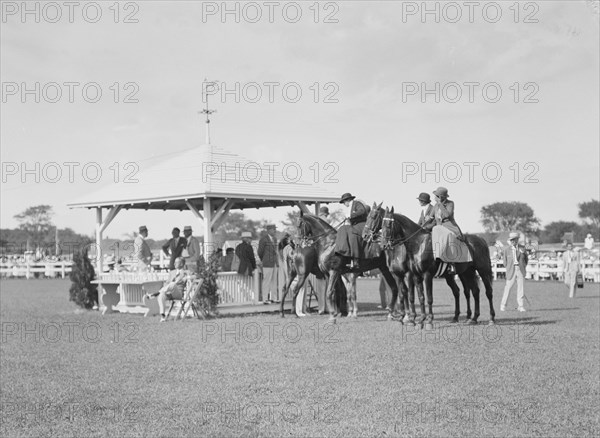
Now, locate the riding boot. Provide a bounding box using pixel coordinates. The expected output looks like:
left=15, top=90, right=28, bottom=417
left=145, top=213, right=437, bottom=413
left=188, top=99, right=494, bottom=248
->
left=447, top=264, right=456, bottom=275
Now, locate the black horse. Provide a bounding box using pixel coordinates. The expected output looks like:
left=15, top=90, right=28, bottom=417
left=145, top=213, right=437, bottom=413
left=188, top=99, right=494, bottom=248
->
left=378, top=207, right=495, bottom=325
left=280, top=211, right=398, bottom=323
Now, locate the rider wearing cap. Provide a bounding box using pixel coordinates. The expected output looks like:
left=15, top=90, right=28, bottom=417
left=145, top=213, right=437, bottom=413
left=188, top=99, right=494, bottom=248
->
left=334, top=192, right=369, bottom=269
left=431, top=187, right=471, bottom=266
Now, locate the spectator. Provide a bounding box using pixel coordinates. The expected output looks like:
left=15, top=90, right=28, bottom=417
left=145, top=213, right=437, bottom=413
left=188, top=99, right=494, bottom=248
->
left=318, top=206, right=333, bottom=225
left=235, top=231, right=256, bottom=277
left=134, top=225, right=153, bottom=271
left=258, top=224, right=279, bottom=304
left=147, top=257, right=187, bottom=322
left=183, top=225, right=201, bottom=274
left=500, top=232, right=529, bottom=312
left=162, top=227, right=187, bottom=271
left=584, top=234, right=594, bottom=250
left=221, top=248, right=234, bottom=271
left=278, top=233, right=291, bottom=296
left=562, top=243, right=581, bottom=298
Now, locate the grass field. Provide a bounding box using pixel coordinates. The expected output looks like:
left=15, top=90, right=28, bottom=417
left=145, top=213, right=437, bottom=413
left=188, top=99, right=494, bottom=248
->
left=1, top=277, right=599, bottom=437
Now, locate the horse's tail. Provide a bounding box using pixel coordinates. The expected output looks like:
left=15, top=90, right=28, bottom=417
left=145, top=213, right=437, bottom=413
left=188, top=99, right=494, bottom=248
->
left=465, top=234, right=494, bottom=286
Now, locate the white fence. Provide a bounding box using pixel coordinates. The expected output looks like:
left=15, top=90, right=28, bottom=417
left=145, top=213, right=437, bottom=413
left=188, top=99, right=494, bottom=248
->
left=0, top=262, right=72, bottom=279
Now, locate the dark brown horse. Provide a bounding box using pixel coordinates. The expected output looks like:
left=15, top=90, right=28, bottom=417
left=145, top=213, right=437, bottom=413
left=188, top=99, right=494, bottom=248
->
left=379, top=207, right=495, bottom=325
left=280, top=212, right=398, bottom=323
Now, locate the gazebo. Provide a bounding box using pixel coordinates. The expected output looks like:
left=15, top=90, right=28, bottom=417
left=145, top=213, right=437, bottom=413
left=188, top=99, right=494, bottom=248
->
left=67, top=143, right=340, bottom=269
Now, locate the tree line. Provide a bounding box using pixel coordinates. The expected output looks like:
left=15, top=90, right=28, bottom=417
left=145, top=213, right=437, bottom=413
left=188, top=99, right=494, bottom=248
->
left=1, top=200, right=598, bottom=256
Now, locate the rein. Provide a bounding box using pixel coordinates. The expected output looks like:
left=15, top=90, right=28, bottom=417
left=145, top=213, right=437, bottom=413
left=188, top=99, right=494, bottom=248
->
left=382, top=217, right=425, bottom=248
left=299, top=220, right=342, bottom=246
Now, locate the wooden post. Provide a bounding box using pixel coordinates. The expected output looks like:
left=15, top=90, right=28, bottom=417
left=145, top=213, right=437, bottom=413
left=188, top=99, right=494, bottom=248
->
left=95, top=208, right=103, bottom=310
left=203, top=198, right=213, bottom=261
left=314, top=202, right=320, bottom=215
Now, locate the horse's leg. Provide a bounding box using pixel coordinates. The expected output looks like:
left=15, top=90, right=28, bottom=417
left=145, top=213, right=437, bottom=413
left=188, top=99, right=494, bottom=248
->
left=280, top=269, right=297, bottom=317
left=402, top=275, right=410, bottom=320
left=406, top=274, right=417, bottom=325
left=459, top=274, right=472, bottom=321
left=446, top=274, right=461, bottom=323
left=342, top=274, right=356, bottom=318
left=327, top=270, right=341, bottom=323
left=481, top=271, right=495, bottom=325
left=379, top=266, right=398, bottom=320
left=388, top=273, right=401, bottom=320
left=292, top=272, right=309, bottom=318
left=467, top=268, right=481, bottom=325
left=415, top=275, right=426, bottom=326
left=424, top=271, right=434, bottom=326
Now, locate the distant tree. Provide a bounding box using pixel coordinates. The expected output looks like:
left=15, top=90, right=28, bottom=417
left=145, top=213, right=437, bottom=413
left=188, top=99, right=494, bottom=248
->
left=540, top=221, right=582, bottom=244
left=214, top=212, right=261, bottom=245
left=13, top=205, right=54, bottom=246
left=578, top=199, right=600, bottom=228
left=69, top=248, right=98, bottom=309
left=480, top=202, right=540, bottom=234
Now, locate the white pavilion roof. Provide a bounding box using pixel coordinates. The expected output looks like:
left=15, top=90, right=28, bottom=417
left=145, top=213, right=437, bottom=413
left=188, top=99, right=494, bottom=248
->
left=67, top=143, right=340, bottom=211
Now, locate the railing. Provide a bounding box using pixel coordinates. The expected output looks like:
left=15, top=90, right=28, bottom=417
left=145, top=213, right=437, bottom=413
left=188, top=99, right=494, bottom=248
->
left=491, top=260, right=600, bottom=282
left=0, top=262, right=72, bottom=279
left=216, top=271, right=258, bottom=305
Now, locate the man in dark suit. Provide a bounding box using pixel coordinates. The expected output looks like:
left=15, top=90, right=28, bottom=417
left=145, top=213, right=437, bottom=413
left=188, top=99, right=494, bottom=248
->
left=500, top=232, right=529, bottom=312
left=416, top=192, right=435, bottom=231
left=258, top=224, right=279, bottom=303
left=235, top=231, right=256, bottom=277
left=162, top=227, right=187, bottom=270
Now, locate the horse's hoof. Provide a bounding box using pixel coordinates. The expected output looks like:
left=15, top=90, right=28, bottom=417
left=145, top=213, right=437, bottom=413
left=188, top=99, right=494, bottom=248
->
left=488, top=320, right=495, bottom=326
left=451, top=318, right=459, bottom=324
left=467, top=319, right=478, bottom=325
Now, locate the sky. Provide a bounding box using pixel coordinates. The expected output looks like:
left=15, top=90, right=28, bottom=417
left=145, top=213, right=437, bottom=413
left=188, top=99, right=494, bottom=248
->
left=1, top=1, right=599, bottom=240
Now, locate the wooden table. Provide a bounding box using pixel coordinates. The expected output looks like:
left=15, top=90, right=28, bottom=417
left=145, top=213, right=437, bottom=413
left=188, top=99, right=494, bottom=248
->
left=92, top=277, right=165, bottom=317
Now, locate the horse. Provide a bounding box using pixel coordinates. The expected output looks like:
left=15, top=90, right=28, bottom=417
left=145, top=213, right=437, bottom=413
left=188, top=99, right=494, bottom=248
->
left=379, top=207, right=495, bottom=325
left=280, top=211, right=398, bottom=323
left=362, top=203, right=411, bottom=321
left=279, top=237, right=347, bottom=317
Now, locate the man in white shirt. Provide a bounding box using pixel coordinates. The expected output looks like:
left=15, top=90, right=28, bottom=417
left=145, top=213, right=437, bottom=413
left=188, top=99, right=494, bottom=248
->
left=584, top=234, right=594, bottom=250
left=183, top=225, right=201, bottom=274
left=134, top=225, right=153, bottom=272
left=500, top=232, right=529, bottom=312
left=562, top=243, right=581, bottom=298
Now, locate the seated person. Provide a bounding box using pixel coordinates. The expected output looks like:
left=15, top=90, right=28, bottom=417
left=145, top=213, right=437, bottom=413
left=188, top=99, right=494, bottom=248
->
left=430, top=187, right=471, bottom=268
left=334, top=192, right=370, bottom=269
left=147, top=257, right=188, bottom=322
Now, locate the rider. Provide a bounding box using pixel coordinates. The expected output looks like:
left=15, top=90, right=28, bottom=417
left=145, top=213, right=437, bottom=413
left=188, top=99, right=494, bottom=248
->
left=431, top=187, right=469, bottom=269
left=417, top=192, right=435, bottom=232
left=334, top=192, right=369, bottom=270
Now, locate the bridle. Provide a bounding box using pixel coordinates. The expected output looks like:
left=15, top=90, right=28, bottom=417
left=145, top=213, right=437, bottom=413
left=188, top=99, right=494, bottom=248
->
left=363, top=210, right=382, bottom=244
left=298, top=218, right=339, bottom=247
left=381, top=215, right=424, bottom=249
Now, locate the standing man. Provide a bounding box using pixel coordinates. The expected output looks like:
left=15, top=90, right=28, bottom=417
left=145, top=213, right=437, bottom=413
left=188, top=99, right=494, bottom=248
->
left=258, top=224, right=279, bottom=304
left=183, top=225, right=201, bottom=274
left=416, top=192, right=435, bottom=231
left=235, top=231, right=256, bottom=277
left=562, top=242, right=581, bottom=298
left=162, top=227, right=187, bottom=271
left=134, top=225, right=153, bottom=272
left=319, top=206, right=333, bottom=224
left=500, top=232, right=529, bottom=312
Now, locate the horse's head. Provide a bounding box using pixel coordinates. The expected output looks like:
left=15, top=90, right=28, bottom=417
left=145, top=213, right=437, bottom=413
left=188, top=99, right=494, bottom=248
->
left=363, top=202, right=383, bottom=243
left=297, top=211, right=313, bottom=239
left=381, top=206, right=396, bottom=249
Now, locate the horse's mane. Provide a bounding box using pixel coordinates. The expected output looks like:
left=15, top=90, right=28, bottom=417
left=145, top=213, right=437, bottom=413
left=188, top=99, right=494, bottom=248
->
left=299, top=213, right=335, bottom=233
left=385, top=211, right=423, bottom=235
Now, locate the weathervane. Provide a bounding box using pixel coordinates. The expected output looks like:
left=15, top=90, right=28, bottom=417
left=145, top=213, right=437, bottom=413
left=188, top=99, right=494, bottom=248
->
left=200, top=78, right=218, bottom=145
